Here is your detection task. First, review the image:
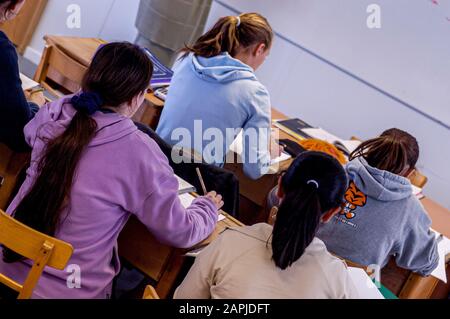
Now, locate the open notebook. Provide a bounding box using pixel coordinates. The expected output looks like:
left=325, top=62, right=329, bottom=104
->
left=20, top=73, right=40, bottom=91
left=176, top=175, right=196, bottom=195
left=302, top=128, right=362, bottom=156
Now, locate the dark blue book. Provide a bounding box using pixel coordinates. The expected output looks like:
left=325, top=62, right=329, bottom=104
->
left=143, top=48, right=174, bottom=88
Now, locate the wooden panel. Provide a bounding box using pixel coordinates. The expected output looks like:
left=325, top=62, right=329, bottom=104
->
left=422, top=198, right=450, bottom=238
left=0, top=0, right=48, bottom=54
left=118, top=216, right=173, bottom=282
left=118, top=211, right=243, bottom=297
left=44, top=35, right=106, bottom=67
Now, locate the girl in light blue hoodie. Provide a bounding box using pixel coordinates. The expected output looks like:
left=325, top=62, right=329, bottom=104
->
left=157, top=13, right=277, bottom=179
left=317, top=129, right=439, bottom=276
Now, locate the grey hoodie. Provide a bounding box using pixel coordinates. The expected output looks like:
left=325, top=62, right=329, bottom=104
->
left=317, top=157, right=439, bottom=276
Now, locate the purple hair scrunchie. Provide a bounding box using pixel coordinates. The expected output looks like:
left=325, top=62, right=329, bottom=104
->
left=71, top=92, right=104, bottom=115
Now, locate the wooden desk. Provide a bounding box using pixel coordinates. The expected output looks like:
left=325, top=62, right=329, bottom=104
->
left=35, top=36, right=164, bottom=129
left=118, top=210, right=243, bottom=298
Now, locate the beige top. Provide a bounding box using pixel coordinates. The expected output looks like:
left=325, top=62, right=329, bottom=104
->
left=174, top=223, right=359, bottom=299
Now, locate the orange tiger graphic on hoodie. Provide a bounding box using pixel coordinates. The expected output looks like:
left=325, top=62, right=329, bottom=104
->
left=340, top=181, right=367, bottom=219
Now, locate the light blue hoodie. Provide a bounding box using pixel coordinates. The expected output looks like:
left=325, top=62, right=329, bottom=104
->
left=317, top=157, right=439, bottom=276
left=156, top=53, right=272, bottom=179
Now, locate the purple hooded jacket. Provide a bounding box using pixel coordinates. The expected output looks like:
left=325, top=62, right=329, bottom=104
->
left=0, top=96, right=218, bottom=299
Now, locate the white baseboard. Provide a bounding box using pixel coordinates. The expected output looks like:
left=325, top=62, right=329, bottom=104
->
left=23, top=46, right=43, bottom=66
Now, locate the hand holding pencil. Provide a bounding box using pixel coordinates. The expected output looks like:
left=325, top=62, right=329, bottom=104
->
left=196, top=168, right=224, bottom=210
left=24, top=87, right=46, bottom=107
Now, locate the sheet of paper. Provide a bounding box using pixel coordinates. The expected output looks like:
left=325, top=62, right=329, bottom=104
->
left=430, top=229, right=450, bottom=283
left=179, top=193, right=196, bottom=208
left=229, top=131, right=243, bottom=156
left=302, top=128, right=343, bottom=144
left=230, top=131, right=292, bottom=166
left=179, top=193, right=226, bottom=222
left=412, top=185, right=425, bottom=200
left=20, top=73, right=39, bottom=91
left=340, top=140, right=362, bottom=154
left=347, top=267, right=385, bottom=299
left=270, top=152, right=292, bottom=166
left=176, top=175, right=196, bottom=195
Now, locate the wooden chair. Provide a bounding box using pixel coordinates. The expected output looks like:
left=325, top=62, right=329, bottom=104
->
left=34, top=44, right=88, bottom=97
left=0, top=144, right=30, bottom=211
left=0, top=210, right=73, bottom=299
left=142, top=285, right=160, bottom=300
left=408, top=169, right=428, bottom=189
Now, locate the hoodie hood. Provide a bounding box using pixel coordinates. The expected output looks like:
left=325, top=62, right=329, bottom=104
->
left=346, top=157, right=413, bottom=202
left=34, top=95, right=138, bottom=147
left=190, top=52, right=257, bottom=83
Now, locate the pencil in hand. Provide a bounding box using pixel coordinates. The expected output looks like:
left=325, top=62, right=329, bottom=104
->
left=196, top=168, right=208, bottom=195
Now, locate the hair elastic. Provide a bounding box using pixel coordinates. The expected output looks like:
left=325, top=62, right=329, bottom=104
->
left=236, top=16, right=241, bottom=27
left=307, top=180, right=320, bottom=189
left=71, top=92, right=104, bottom=115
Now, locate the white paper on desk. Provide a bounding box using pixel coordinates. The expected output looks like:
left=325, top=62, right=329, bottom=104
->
left=176, top=175, right=196, bottom=195
left=20, top=73, right=39, bottom=91
left=412, top=185, right=425, bottom=200
left=179, top=193, right=225, bottom=221
left=302, top=128, right=342, bottom=144
left=229, top=131, right=244, bottom=156
left=229, top=131, right=292, bottom=166
left=430, top=229, right=450, bottom=283
left=339, top=140, right=361, bottom=154
left=348, top=267, right=384, bottom=299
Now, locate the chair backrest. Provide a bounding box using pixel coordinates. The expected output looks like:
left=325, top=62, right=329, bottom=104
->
left=34, top=44, right=88, bottom=97
left=408, top=169, right=428, bottom=189
left=0, top=144, right=30, bottom=211
left=142, top=285, right=160, bottom=300
left=0, top=210, right=73, bottom=299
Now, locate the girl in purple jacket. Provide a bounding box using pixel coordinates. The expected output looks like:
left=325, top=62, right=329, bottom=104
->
left=0, top=43, right=223, bottom=299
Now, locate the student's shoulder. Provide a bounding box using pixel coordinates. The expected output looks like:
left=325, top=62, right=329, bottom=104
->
left=200, top=224, right=272, bottom=265
left=216, top=224, right=272, bottom=250
left=0, top=32, right=17, bottom=62
left=241, top=79, right=270, bottom=99
left=121, top=128, right=170, bottom=166
left=0, top=31, right=14, bottom=51
left=308, top=238, right=349, bottom=273
left=402, top=194, right=431, bottom=223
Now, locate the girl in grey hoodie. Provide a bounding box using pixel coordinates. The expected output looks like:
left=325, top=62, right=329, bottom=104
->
left=317, top=129, right=439, bottom=276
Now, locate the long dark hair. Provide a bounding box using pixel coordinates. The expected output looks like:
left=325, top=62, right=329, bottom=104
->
left=3, top=42, right=153, bottom=263
left=349, top=128, right=419, bottom=175
left=182, top=13, right=273, bottom=58
left=0, top=0, right=19, bottom=10
left=272, top=152, right=348, bottom=270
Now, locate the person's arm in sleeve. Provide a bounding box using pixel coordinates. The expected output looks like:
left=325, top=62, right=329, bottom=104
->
left=0, top=42, right=38, bottom=151
left=394, top=204, right=439, bottom=276
left=241, top=85, right=272, bottom=180
left=134, top=172, right=219, bottom=249
left=23, top=101, right=54, bottom=148
left=174, top=235, right=225, bottom=299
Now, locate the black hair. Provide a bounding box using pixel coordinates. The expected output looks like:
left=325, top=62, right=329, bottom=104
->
left=272, top=151, right=348, bottom=270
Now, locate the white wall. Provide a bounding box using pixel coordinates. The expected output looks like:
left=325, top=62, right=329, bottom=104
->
left=24, top=0, right=140, bottom=64
left=207, top=0, right=450, bottom=209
